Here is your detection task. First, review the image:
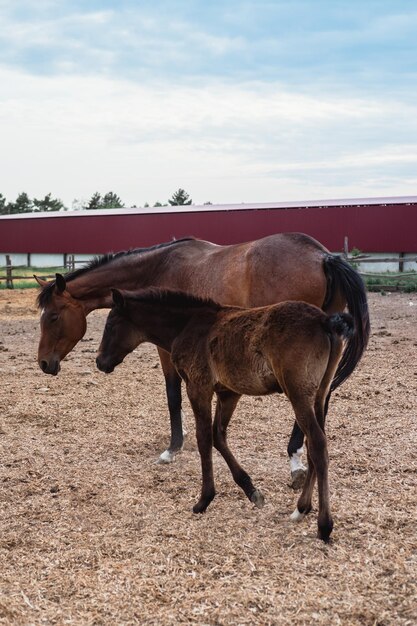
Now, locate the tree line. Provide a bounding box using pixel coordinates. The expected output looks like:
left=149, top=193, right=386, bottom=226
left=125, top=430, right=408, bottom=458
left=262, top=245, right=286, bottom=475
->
left=0, top=188, right=197, bottom=215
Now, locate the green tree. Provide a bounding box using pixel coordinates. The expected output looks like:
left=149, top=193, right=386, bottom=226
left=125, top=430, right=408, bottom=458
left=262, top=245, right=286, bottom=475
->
left=86, top=192, right=102, bottom=210
left=7, top=192, right=33, bottom=214
left=101, top=192, right=124, bottom=209
left=33, top=193, right=65, bottom=212
left=85, top=191, right=124, bottom=210
left=168, top=188, right=192, bottom=206
left=0, top=193, right=7, bottom=215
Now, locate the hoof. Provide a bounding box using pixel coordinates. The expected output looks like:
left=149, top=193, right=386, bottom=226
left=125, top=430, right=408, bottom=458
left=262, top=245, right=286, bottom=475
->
left=250, top=489, right=265, bottom=509
left=156, top=449, right=176, bottom=464
left=289, top=468, right=307, bottom=490
left=193, top=501, right=207, bottom=514
left=193, top=493, right=215, bottom=514
left=290, top=507, right=306, bottom=523
left=318, top=519, right=334, bottom=543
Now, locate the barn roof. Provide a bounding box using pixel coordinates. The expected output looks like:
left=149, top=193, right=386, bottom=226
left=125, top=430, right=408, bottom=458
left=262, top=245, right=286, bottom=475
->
left=1, top=195, right=416, bottom=220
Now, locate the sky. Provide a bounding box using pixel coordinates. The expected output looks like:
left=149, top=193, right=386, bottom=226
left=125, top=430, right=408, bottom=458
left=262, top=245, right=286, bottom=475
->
left=0, top=0, right=416, bottom=208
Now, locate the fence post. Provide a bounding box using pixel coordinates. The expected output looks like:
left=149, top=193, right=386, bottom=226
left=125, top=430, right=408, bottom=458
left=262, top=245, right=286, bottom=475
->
left=5, top=255, right=13, bottom=289
left=66, top=254, right=75, bottom=271
left=343, top=236, right=349, bottom=258
left=399, top=252, right=404, bottom=273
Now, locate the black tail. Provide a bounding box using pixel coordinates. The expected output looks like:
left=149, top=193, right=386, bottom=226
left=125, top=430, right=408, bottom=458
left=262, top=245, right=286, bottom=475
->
left=326, top=312, right=355, bottom=340
left=323, top=254, right=370, bottom=392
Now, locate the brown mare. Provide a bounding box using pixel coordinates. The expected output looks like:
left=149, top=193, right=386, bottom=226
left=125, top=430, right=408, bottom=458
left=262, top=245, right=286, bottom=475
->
left=96, top=287, right=354, bottom=542
left=36, top=234, right=369, bottom=486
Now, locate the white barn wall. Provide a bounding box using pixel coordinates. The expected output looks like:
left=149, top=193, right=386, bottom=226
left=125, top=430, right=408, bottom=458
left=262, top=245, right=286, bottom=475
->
left=404, top=254, right=417, bottom=271
left=0, top=253, right=96, bottom=268
left=358, top=253, right=417, bottom=273
left=0, top=253, right=66, bottom=267
left=30, top=253, right=66, bottom=267
left=0, top=253, right=28, bottom=267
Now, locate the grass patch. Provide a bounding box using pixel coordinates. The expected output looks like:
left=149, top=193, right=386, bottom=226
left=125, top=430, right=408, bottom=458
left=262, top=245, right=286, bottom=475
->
left=363, top=272, right=417, bottom=293
left=0, top=266, right=67, bottom=289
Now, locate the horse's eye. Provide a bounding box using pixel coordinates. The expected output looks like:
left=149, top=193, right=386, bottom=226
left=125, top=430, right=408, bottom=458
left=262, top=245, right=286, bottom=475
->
left=49, top=313, right=59, bottom=323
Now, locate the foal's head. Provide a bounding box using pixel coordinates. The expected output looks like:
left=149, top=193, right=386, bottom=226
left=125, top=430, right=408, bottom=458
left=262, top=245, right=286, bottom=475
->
left=96, top=289, right=146, bottom=374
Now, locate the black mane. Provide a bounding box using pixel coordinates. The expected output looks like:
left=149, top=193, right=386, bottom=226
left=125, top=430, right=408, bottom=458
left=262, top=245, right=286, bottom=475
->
left=125, top=287, right=226, bottom=312
left=37, top=237, right=195, bottom=309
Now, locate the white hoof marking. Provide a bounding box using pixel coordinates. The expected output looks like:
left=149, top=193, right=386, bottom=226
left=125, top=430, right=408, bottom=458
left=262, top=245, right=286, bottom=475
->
left=290, top=508, right=305, bottom=523
left=250, top=489, right=265, bottom=509
left=181, top=410, right=188, bottom=437
left=290, top=447, right=307, bottom=474
left=157, top=449, right=176, bottom=464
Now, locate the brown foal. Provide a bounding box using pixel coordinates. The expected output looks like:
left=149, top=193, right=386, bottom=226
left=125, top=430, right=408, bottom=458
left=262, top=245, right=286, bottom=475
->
left=96, top=288, right=353, bottom=542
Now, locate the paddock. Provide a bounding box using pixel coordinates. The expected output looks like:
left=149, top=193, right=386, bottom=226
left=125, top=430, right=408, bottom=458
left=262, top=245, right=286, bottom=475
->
left=0, top=289, right=415, bottom=625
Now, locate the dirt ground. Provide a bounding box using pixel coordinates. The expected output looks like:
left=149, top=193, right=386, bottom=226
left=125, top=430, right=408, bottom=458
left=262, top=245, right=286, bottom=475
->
left=0, top=289, right=416, bottom=625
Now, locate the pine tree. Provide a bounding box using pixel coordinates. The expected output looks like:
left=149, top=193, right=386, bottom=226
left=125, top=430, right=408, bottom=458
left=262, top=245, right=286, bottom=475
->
left=101, top=192, right=124, bottom=209
left=33, top=193, right=65, bottom=212
left=86, top=192, right=102, bottom=210
left=0, top=193, right=7, bottom=215
left=85, top=191, right=124, bottom=209
left=8, top=192, right=33, bottom=214
left=168, top=188, right=192, bottom=206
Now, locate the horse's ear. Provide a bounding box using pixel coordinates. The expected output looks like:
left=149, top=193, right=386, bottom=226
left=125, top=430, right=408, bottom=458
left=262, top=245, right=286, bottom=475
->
left=111, top=288, right=125, bottom=308
left=55, top=273, right=66, bottom=294
left=34, top=275, right=48, bottom=287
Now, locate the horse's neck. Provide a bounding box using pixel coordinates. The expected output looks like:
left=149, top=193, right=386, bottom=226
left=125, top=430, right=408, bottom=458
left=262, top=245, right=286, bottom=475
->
left=66, top=261, right=160, bottom=314
left=132, top=304, right=214, bottom=353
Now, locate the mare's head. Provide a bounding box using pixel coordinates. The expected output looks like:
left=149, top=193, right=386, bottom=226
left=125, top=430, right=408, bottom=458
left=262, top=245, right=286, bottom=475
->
left=96, top=289, right=146, bottom=374
left=36, top=273, right=87, bottom=375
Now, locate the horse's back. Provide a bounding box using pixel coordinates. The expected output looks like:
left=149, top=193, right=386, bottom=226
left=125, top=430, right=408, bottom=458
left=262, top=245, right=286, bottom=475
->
left=163, top=233, right=329, bottom=309
left=205, top=300, right=332, bottom=396
left=242, top=234, right=328, bottom=308
left=262, top=301, right=339, bottom=397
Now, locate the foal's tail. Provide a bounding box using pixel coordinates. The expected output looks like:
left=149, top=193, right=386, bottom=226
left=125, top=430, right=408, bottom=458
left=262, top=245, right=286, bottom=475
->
left=322, top=254, right=370, bottom=391
left=326, top=313, right=355, bottom=342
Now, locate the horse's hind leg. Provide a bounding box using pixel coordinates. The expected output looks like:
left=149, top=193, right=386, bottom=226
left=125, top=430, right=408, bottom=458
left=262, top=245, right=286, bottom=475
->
left=287, top=421, right=307, bottom=490
left=213, top=391, right=265, bottom=508
left=287, top=382, right=331, bottom=489
left=290, top=399, right=333, bottom=542
left=290, top=446, right=315, bottom=521
left=291, top=392, right=329, bottom=520
left=157, top=348, right=185, bottom=464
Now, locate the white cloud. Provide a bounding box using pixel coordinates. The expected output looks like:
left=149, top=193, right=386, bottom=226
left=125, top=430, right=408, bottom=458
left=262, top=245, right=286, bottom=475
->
left=0, top=65, right=416, bottom=207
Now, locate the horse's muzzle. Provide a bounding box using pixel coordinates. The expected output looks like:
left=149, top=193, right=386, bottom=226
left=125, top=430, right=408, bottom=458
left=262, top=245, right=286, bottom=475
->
left=95, top=356, right=114, bottom=374
left=39, top=358, right=61, bottom=376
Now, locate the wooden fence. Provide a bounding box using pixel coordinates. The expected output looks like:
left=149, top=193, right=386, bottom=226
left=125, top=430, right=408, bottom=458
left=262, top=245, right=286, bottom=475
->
left=0, top=254, right=78, bottom=289
left=1, top=253, right=416, bottom=290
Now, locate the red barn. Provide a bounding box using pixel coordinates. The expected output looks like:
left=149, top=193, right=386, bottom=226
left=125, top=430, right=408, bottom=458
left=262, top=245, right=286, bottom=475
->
left=1, top=196, right=416, bottom=262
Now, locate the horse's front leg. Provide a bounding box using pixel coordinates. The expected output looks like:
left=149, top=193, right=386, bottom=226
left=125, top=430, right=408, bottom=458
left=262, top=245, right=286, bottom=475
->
left=187, top=385, right=215, bottom=513
left=287, top=421, right=307, bottom=489
left=213, top=391, right=264, bottom=508
left=157, top=347, right=185, bottom=464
